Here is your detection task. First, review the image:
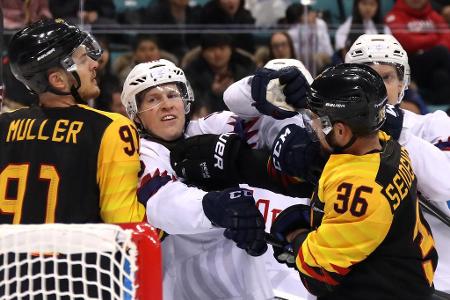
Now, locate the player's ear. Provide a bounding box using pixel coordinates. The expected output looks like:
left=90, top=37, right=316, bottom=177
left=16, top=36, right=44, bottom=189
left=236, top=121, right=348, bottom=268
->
left=333, top=122, right=351, bottom=144
left=48, top=69, right=69, bottom=92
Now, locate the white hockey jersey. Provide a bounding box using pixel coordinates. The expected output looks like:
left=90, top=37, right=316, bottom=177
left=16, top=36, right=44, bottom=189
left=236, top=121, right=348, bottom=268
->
left=140, top=111, right=310, bottom=300
left=224, top=76, right=450, bottom=293
left=403, top=108, right=450, bottom=147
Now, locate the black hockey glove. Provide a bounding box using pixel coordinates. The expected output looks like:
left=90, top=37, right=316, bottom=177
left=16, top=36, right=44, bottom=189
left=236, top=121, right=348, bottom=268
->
left=271, top=124, right=326, bottom=185
left=270, top=204, right=311, bottom=268
left=251, top=67, right=309, bottom=119
left=203, top=187, right=267, bottom=256
left=381, top=104, right=404, bottom=140
left=170, top=133, right=243, bottom=190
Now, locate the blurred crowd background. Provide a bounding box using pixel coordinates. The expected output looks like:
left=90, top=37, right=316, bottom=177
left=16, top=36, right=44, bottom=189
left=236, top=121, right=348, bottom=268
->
left=1, top=0, right=450, bottom=119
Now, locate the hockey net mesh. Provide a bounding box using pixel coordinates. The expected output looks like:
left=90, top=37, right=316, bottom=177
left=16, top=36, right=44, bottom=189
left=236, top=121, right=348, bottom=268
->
left=0, top=223, right=141, bottom=300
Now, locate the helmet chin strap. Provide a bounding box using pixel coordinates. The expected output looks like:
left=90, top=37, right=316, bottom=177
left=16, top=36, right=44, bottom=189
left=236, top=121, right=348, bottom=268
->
left=69, top=71, right=86, bottom=104
left=325, top=131, right=357, bottom=154
left=46, top=71, right=86, bottom=104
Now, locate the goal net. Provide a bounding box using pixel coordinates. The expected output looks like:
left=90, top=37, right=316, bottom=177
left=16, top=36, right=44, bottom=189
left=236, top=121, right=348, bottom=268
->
left=0, top=223, right=162, bottom=300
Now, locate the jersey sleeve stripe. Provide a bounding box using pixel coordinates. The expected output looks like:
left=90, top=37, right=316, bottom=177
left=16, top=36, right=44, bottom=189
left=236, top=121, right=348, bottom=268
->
left=296, top=246, right=341, bottom=286
left=435, top=139, right=450, bottom=151
left=138, top=169, right=172, bottom=204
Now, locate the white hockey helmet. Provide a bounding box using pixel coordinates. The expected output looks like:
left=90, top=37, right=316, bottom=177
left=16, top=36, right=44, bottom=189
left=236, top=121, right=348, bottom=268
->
left=264, top=58, right=314, bottom=84
left=345, top=34, right=410, bottom=103
left=121, top=59, right=194, bottom=120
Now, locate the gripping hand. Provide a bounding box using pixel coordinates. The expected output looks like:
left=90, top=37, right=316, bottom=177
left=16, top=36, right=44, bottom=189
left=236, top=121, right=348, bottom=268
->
left=251, top=67, right=309, bottom=119
left=381, top=104, right=404, bottom=140
left=270, top=204, right=311, bottom=268
left=170, top=133, right=243, bottom=190
left=203, top=187, right=267, bottom=256
left=271, top=124, right=325, bottom=184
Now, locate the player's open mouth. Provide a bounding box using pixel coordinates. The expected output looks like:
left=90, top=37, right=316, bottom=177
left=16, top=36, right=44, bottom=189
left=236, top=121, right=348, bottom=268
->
left=161, top=115, right=176, bottom=121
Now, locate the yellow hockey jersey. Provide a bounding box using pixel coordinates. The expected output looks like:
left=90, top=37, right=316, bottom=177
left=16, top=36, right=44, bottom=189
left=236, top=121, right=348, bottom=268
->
left=0, top=104, right=145, bottom=224
left=296, top=132, right=438, bottom=300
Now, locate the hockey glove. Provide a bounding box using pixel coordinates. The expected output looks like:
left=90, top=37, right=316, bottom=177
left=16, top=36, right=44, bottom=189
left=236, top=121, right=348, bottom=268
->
left=170, top=133, right=243, bottom=190
left=203, top=187, right=267, bottom=256
left=270, top=204, right=311, bottom=268
left=381, top=104, right=404, bottom=141
left=271, top=124, right=326, bottom=185
left=251, top=67, right=308, bottom=119
left=279, top=66, right=309, bottom=109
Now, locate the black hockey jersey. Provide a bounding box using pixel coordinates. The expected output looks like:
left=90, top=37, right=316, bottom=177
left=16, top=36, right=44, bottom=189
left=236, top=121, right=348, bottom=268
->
left=0, top=105, right=145, bottom=224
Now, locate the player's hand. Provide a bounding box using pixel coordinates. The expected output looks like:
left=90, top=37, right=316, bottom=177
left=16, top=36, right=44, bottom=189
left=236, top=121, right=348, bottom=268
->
left=270, top=204, right=311, bottom=268
left=251, top=67, right=309, bottom=119
left=203, top=187, right=267, bottom=256
left=170, top=133, right=244, bottom=190
left=279, top=66, right=309, bottom=109
left=271, top=124, right=326, bottom=184
left=381, top=104, right=404, bottom=140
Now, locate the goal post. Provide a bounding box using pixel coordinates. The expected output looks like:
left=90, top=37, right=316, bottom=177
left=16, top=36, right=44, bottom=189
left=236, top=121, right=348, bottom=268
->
left=0, top=222, right=162, bottom=300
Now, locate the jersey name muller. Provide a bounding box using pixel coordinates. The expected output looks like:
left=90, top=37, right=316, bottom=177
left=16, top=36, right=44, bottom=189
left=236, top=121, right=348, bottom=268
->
left=6, top=118, right=84, bottom=144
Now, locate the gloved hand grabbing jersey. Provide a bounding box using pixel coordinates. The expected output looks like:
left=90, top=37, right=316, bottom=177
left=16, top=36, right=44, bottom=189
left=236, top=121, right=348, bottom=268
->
left=203, top=187, right=267, bottom=256
left=170, top=133, right=244, bottom=191
left=271, top=124, right=327, bottom=185
left=270, top=204, right=311, bottom=268
left=251, top=66, right=309, bottom=119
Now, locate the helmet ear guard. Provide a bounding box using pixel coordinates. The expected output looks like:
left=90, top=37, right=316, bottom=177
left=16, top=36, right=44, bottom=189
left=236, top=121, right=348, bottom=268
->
left=345, top=34, right=410, bottom=104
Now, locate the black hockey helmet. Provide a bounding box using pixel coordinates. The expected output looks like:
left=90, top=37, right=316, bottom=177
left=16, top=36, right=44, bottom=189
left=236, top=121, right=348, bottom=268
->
left=8, top=19, right=102, bottom=95
left=307, top=63, right=387, bottom=136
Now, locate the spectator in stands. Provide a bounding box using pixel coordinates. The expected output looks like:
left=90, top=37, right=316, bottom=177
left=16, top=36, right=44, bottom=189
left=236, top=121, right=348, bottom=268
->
left=184, top=34, right=255, bottom=118
left=335, top=0, right=389, bottom=51
left=93, top=37, right=125, bottom=116
left=81, top=0, right=117, bottom=25
left=49, top=0, right=117, bottom=25
left=386, top=0, right=450, bottom=104
left=95, top=77, right=127, bottom=117
left=402, top=88, right=430, bottom=115
left=2, top=0, right=52, bottom=29
left=48, top=0, right=79, bottom=24
left=144, top=0, right=201, bottom=59
left=1, top=57, right=38, bottom=114
left=199, top=0, right=255, bottom=53
left=431, top=0, right=450, bottom=23
left=269, top=32, right=296, bottom=61
left=254, top=31, right=296, bottom=68
left=285, top=3, right=333, bottom=75
left=245, top=0, right=289, bottom=26
left=113, top=35, right=178, bottom=85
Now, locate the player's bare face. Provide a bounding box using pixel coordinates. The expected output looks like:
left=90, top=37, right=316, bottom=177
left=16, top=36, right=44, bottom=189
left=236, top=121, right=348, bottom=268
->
left=72, top=46, right=100, bottom=100
left=138, top=83, right=186, bottom=141
left=369, top=63, right=402, bottom=105
left=302, top=110, right=333, bottom=152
